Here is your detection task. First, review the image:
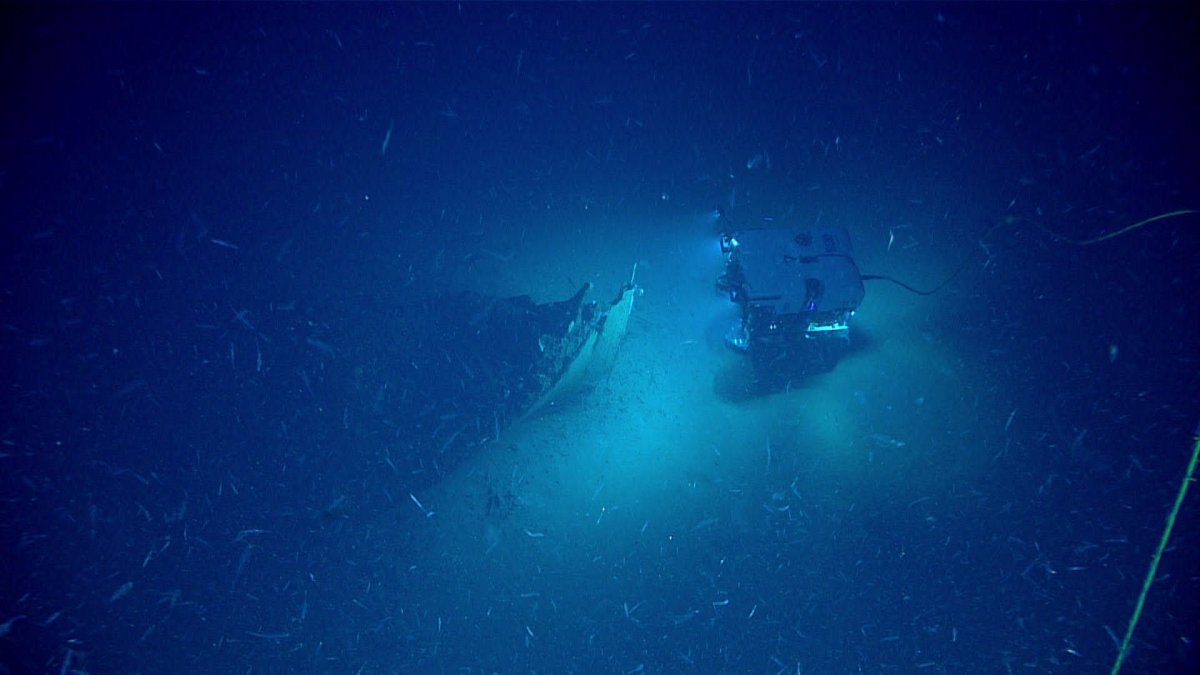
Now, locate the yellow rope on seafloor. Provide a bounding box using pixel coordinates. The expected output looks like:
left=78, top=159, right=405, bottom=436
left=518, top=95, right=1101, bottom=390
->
left=1109, top=422, right=1200, bottom=674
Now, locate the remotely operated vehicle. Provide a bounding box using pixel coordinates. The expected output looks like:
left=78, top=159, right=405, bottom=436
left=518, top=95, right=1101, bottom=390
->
left=715, top=218, right=865, bottom=376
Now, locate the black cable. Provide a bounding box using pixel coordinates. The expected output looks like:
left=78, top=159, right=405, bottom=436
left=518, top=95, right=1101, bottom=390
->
left=860, top=263, right=965, bottom=296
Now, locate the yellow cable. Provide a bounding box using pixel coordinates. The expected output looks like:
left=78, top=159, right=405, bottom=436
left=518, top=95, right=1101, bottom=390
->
left=1110, top=423, right=1200, bottom=674
left=1014, top=208, right=1198, bottom=672
left=1042, top=209, right=1197, bottom=246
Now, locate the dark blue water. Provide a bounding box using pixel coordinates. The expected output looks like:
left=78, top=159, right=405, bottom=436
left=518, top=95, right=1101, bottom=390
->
left=2, top=4, right=1197, bottom=673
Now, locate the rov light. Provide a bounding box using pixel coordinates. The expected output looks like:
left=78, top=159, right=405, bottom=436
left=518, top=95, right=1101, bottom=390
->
left=719, top=234, right=739, bottom=254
